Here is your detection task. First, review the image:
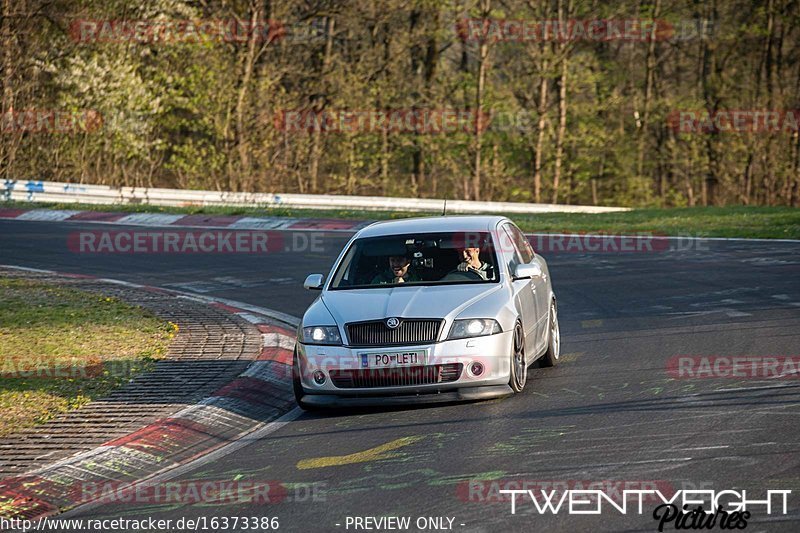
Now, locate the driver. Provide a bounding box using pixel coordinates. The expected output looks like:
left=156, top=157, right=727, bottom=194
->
left=371, top=254, right=421, bottom=284
left=456, top=246, right=493, bottom=280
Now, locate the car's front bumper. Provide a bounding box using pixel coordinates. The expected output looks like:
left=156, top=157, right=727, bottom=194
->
left=295, top=329, right=514, bottom=401
left=299, top=385, right=514, bottom=407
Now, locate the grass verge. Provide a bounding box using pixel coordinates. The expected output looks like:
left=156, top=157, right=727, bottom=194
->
left=2, top=200, right=799, bottom=239
left=0, top=278, right=177, bottom=437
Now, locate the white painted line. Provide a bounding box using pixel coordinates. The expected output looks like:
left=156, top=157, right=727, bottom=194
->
left=228, top=217, right=298, bottom=230
left=16, top=209, right=81, bottom=221
left=94, top=278, right=143, bottom=289
left=164, top=281, right=220, bottom=293
left=175, top=294, right=207, bottom=303
left=114, top=213, right=184, bottom=226
left=712, top=383, right=794, bottom=393
left=0, top=264, right=52, bottom=274
left=677, top=445, right=730, bottom=451
left=237, top=312, right=268, bottom=324
left=203, top=295, right=301, bottom=327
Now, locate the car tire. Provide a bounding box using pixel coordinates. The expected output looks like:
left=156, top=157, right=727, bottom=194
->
left=540, top=299, right=560, bottom=368
left=509, top=321, right=527, bottom=393
left=293, top=347, right=318, bottom=411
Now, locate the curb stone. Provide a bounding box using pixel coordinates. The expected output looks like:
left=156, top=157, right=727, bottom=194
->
left=0, top=265, right=300, bottom=521
left=0, top=207, right=372, bottom=232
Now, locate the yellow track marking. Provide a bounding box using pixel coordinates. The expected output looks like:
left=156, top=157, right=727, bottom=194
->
left=581, top=319, right=603, bottom=328
left=296, top=436, right=423, bottom=470
left=558, top=351, right=584, bottom=363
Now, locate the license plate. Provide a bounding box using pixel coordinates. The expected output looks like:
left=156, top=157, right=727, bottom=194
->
left=360, top=350, right=426, bottom=368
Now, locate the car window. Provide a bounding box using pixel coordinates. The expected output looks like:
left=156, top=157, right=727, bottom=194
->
left=329, top=232, right=499, bottom=289
left=501, top=224, right=521, bottom=270
left=504, top=223, right=534, bottom=263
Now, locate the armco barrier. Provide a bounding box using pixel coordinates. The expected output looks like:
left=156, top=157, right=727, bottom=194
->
left=2, top=180, right=628, bottom=214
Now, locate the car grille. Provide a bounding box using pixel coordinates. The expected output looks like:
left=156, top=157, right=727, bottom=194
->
left=346, top=319, right=443, bottom=347
left=329, top=364, right=463, bottom=389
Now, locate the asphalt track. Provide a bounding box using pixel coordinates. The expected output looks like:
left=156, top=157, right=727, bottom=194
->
left=2, top=219, right=800, bottom=532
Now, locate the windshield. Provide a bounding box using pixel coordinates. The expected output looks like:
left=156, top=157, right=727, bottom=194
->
left=329, top=231, right=499, bottom=289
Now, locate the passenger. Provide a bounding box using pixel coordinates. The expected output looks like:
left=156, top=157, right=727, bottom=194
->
left=371, top=254, right=421, bottom=284
left=456, top=247, right=493, bottom=280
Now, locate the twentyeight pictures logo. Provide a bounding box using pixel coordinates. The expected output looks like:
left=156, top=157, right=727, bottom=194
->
left=495, top=488, right=792, bottom=531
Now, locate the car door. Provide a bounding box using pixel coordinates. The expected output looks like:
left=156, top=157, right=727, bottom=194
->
left=529, top=252, right=550, bottom=352
left=500, top=223, right=538, bottom=355
left=504, top=223, right=549, bottom=355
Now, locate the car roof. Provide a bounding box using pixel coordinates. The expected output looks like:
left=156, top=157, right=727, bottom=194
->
left=355, top=215, right=510, bottom=238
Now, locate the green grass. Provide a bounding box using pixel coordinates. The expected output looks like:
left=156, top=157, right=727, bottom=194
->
left=2, top=200, right=799, bottom=239
left=0, top=278, right=177, bottom=436
left=511, top=206, right=800, bottom=239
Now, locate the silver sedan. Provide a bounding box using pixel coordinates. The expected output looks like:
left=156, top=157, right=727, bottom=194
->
left=294, top=215, right=560, bottom=408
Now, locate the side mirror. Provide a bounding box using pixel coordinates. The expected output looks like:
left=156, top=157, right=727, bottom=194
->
left=303, top=274, right=324, bottom=290
left=513, top=263, right=543, bottom=280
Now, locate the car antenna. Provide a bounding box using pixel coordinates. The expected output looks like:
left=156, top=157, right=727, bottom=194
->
left=442, top=198, right=447, bottom=216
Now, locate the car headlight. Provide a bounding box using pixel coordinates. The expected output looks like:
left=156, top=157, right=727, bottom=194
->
left=302, top=326, right=342, bottom=345
left=448, top=319, right=502, bottom=339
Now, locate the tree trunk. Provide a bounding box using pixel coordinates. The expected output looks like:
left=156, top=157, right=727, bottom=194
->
left=308, top=16, right=335, bottom=193
left=409, top=8, right=439, bottom=196
left=701, top=0, right=720, bottom=206
left=381, top=125, right=389, bottom=194
left=1, top=0, right=17, bottom=180
left=792, top=130, right=800, bottom=206
left=234, top=2, right=262, bottom=192
left=637, top=0, right=660, bottom=197
left=472, top=0, right=491, bottom=202
left=551, top=0, right=571, bottom=205
left=533, top=54, right=548, bottom=203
